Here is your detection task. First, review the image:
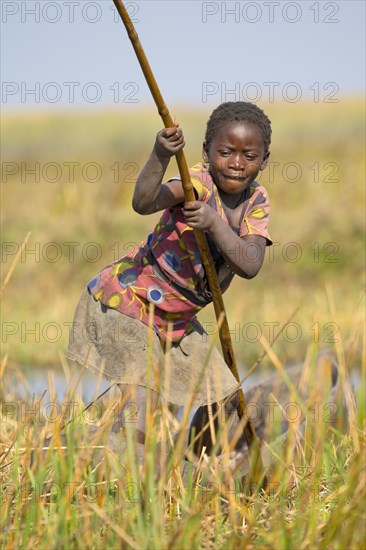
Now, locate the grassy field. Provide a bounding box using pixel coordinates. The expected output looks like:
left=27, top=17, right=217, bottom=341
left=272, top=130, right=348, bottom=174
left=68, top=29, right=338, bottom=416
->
left=1, top=99, right=365, bottom=548
left=0, top=340, right=365, bottom=548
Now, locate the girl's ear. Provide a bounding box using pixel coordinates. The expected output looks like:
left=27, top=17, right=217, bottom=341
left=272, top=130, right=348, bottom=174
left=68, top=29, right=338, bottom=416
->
left=202, top=142, right=209, bottom=163
left=260, top=151, right=270, bottom=171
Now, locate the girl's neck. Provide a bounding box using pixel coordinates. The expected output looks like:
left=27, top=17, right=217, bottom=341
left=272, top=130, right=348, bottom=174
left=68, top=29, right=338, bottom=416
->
left=218, top=187, right=247, bottom=210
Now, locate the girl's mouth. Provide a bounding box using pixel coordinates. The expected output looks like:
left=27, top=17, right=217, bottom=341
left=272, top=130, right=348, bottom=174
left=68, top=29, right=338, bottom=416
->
left=223, top=174, right=246, bottom=181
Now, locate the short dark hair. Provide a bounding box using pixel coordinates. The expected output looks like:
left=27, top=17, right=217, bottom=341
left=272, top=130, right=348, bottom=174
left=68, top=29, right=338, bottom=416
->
left=204, top=102, right=272, bottom=153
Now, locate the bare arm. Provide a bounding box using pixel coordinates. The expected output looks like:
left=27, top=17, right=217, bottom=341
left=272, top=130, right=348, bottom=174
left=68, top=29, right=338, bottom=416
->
left=183, top=201, right=267, bottom=279
left=132, top=126, right=186, bottom=214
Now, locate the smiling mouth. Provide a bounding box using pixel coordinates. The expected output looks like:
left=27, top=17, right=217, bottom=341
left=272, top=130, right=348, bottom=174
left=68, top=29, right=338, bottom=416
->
left=223, top=174, right=247, bottom=181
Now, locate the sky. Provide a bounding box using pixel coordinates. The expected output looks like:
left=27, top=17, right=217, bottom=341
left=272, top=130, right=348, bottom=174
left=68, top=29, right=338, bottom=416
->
left=1, top=0, right=365, bottom=111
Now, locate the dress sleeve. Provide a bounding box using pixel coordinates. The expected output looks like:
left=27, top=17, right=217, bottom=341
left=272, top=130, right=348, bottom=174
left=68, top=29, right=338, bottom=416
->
left=240, top=185, right=272, bottom=245
left=167, top=164, right=211, bottom=202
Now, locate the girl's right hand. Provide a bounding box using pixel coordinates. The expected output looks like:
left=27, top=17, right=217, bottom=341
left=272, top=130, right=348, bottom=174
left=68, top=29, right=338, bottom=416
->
left=154, top=124, right=185, bottom=158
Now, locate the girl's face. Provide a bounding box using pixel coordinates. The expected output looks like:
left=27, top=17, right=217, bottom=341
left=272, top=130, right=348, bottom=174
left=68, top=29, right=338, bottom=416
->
left=203, top=121, right=269, bottom=196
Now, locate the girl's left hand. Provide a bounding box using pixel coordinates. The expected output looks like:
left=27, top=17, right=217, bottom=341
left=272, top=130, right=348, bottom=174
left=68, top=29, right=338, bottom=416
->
left=183, top=201, right=218, bottom=231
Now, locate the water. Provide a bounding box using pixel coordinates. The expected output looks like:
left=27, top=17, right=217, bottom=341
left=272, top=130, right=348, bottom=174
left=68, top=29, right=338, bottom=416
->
left=3, top=365, right=112, bottom=404
left=2, top=362, right=361, bottom=405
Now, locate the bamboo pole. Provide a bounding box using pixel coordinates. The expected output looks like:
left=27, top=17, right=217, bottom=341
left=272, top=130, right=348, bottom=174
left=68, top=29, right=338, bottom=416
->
left=112, top=0, right=266, bottom=483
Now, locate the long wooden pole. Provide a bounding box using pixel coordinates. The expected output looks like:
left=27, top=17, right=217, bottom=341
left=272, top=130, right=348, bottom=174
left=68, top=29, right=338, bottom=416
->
left=112, top=0, right=265, bottom=481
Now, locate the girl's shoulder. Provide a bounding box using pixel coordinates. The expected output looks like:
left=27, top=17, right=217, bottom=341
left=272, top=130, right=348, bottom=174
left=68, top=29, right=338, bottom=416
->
left=249, top=180, right=269, bottom=195
left=168, top=162, right=212, bottom=202
left=248, top=180, right=270, bottom=207
left=188, top=163, right=213, bottom=201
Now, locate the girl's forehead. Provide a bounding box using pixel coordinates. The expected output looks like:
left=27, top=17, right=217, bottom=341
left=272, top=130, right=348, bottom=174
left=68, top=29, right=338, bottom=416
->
left=212, top=121, right=264, bottom=143
left=216, top=120, right=259, bottom=133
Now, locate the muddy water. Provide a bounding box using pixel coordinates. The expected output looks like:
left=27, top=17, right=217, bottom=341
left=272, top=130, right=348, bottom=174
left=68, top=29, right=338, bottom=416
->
left=2, top=362, right=361, bottom=405
left=3, top=365, right=111, bottom=403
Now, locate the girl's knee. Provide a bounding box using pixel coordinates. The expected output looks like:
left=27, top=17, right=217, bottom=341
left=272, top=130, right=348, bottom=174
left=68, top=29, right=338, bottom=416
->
left=188, top=404, right=219, bottom=456
left=224, top=391, right=239, bottom=417
left=114, top=384, right=159, bottom=434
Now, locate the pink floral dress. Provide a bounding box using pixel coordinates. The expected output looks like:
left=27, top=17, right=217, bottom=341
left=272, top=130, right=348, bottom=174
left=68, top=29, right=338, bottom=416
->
left=87, top=163, right=272, bottom=343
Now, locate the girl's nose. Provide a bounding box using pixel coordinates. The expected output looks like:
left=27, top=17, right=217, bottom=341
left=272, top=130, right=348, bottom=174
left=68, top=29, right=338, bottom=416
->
left=229, top=156, right=244, bottom=170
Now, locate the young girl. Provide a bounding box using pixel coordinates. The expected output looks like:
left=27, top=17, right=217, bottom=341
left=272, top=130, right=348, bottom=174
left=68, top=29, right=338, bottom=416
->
left=67, top=101, right=272, bottom=449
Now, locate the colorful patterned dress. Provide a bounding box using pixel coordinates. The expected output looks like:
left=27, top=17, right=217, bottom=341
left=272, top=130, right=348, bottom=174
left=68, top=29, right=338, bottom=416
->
left=87, top=163, right=272, bottom=344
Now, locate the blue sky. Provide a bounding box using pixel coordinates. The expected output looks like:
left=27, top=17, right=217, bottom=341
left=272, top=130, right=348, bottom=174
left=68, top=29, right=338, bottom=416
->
left=1, top=0, right=365, bottom=110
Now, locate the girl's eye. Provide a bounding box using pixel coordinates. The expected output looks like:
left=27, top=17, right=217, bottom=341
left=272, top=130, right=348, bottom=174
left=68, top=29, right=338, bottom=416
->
left=219, top=151, right=230, bottom=156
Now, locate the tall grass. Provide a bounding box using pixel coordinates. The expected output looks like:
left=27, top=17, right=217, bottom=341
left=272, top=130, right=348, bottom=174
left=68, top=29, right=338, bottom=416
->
left=0, top=329, right=365, bottom=549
